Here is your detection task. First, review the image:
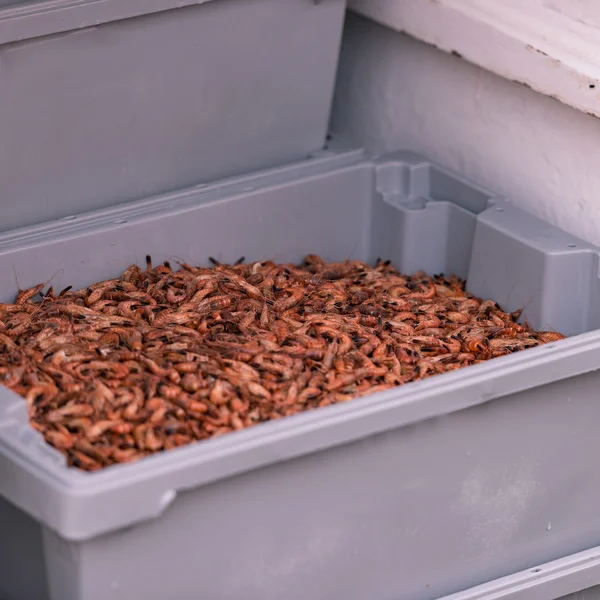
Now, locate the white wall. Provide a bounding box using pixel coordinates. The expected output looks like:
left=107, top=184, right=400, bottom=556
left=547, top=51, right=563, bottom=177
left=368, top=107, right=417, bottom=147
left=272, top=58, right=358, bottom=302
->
left=331, top=13, right=600, bottom=245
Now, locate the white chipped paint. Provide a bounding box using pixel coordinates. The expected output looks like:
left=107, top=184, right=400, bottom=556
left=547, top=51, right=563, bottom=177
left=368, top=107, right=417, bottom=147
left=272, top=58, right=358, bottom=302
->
left=331, top=15, right=600, bottom=245
left=348, top=0, right=600, bottom=119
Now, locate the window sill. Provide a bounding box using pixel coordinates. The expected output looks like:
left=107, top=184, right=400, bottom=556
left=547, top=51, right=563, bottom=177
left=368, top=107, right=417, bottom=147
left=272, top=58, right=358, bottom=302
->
left=348, top=0, right=600, bottom=118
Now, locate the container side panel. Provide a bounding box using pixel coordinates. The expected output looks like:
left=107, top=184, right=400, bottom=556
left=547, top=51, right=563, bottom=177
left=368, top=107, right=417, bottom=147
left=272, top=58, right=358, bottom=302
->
left=370, top=197, right=476, bottom=279
left=371, top=154, right=490, bottom=278
left=374, top=162, right=412, bottom=197
left=34, top=369, right=600, bottom=600
left=468, top=202, right=600, bottom=335
left=428, top=166, right=496, bottom=214
left=0, top=495, right=49, bottom=600
left=468, top=216, right=551, bottom=330
left=0, top=0, right=346, bottom=231
left=370, top=197, right=449, bottom=276
left=373, top=153, right=497, bottom=215
left=43, top=529, right=83, bottom=600
left=445, top=203, right=478, bottom=279
left=369, top=193, right=413, bottom=270
left=540, top=251, right=599, bottom=336
left=590, top=277, right=600, bottom=336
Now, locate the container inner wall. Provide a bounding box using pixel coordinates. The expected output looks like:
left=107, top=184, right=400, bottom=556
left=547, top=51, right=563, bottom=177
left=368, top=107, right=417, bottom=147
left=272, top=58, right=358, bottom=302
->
left=0, top=494, right=50, bottom=600
left=0, top=150, right=596, bottom=331
left=468, top=202, right=600, bottom=336
left=0, top=163, right=375, bottom=302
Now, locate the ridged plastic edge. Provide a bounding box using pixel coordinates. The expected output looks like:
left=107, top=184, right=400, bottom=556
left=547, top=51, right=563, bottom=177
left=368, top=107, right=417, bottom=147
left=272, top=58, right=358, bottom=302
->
left=440, top=545, right=600, bottom=599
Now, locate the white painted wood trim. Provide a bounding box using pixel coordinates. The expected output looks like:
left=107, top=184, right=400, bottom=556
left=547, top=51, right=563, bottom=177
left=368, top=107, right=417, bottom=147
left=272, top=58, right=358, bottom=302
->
left=348, top=0, right=600, bottom=118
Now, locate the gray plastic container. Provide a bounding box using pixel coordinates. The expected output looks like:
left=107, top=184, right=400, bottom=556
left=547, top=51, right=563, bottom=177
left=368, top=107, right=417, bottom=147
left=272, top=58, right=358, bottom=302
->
left=0, top=0, right=346, bottom=234
left=2, top=144, right=600, bottom=600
